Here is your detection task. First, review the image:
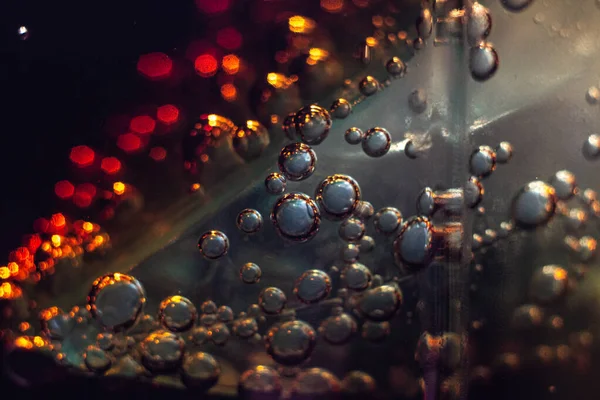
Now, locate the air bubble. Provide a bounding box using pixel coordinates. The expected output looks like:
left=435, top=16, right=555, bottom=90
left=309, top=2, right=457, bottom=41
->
left=282, top=113, right=297, bottom=140
left=339, top=217, right=366, bottom=242
left=96, top=332, right=114, bottom=350
left=501, top=0, right=534, bottom=12
left=87, top=273, right=146, bottom=332
left=386, top=57, right=406, bottom=77
left=240, top=262, right=262, bottom=284
left=362, top=127, right=392, bottom=157
left=201, top=300, right=217, bottom=314
left=239, top=365, right=282, bottom=398
left=586, top=86, right=600, bottom=105
left=271, top=192, right=321, bottom=242
left=320, top=313, right=357, bottom=344
left=216, top=305, right=233, bottom=323
left=84, top=345, right=112, bottom=373
left=140, top=330, right=185, bottom=372
left=465, top=176, right=484, bottom=208
left=197, top=230, right=230, bottom=260
left=158, top=295, right=197, bottom=332
left=237, top=209, right=263, bottom=234
left=511, top=181, right=557, bottom=229
left=373, top=207, right=403, bottom=235
left=341, top=262, right=372, bottom=291
left=265, top=320, right=316, bottom=366
left=408, top=89, right=427, bottom=114
left=358, top=284, right=402, bottom=321
left=330, top=98, right=352, bottom=119
left=362, top=321, right=391, bottom=342
left=341, top=371, right=377, bottom=396
left=294, top=105, right=332, bottom=145
left=315, top=175, right=361, bottom=220
left=209, top=322, right=230, bottom=345
left=233, top=120, right=270, bottom=161
left=549, top=170, right=577, bottom=200
left=265, top=173, right=287, bottom=195
left=359, top=76, right=379, bottom=96
left=467, top=3, right=492, bottom=46
left=278, top=143, right=317, bottom=181
left=353, top=201, right=374, bottom=219
left=293, top=270, right=332, bottom=304
left=512, top=304, right=544, bottom=330
left=189, top=326, right=209, bottom=345
left=359, top=236, right=375, bottom=253
left=582, top=134, right=600, bottom=160
left=291, top=368, right=341, bottom=399
left=341, top=243, right=360, bottom=263
left=42, top=312, right=74, bottom=340
left=259, top=287, right=287, bottom=315
left=345, top=127, right=364, bottom=145
left=181, top=352, right=221, bottom=390
left=469, top=145, right=497, bottom=178
left=530, top=265, right=568, bottom=304
left=393, top=216, right=434, bottom=268
left=495, top=141, right=513, bottom=164
left=469, top=42, right=498, bottom=81
left=233, top=317, right=258, bottom=338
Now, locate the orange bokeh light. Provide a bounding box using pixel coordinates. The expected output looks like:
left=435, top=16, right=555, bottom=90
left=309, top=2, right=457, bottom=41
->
left=117, top=133, right=142, bottom=153
left=195, top=54, right=218, bottom=77
left=217, top=27, right=242, bottom=50
left=220, top=83, right=237, bottom=101
left=101, top=157, right=122, bottom=175
left=50, top=213, right=66, bottom=230
left=137, top=52, right=173, bottom=80
left=70, top=145, right=95, bottom=167
left=55, top=180, right=75, bottom=199
left=157, top=104, right=179, bottom=125
left=113, top=182, right=126, bottom=195
left=130, top=115, right=156, bottom=134
left=321, top=0, right=344, bottom=13
left=222, top=54, right=240, bottom=75
left=149, top=146, right=167, bottom=161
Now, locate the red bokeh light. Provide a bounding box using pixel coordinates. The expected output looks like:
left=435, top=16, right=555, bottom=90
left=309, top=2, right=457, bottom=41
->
left=149, top=146, right=167, bottom=161
left=70, top=145, right=95, bottom=168
left=157, top=105, right=179, bottom=125
left=73, top=183, right=97, bottom=208
left=137, top=52, right=173, bottom=80
left=101, top=157, right=122, bottom=175
left=130, top=115, right=156, bottom=134
left=23, top=234, right=42, bottom=253
left=195, top=0, right=231, bottom=14
left=33, top=218, right=50, bottom=233
left=194, top=54, right=218, bottom=77
left=50, top=213, right=66, bottom=231
left=217, top=27, right=243, bottom=50
left=54, top=180, right=75, bottom=199
left=117, top=133, right=142, bottom=153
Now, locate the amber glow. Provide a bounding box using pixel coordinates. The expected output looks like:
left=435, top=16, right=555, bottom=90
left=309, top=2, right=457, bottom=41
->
left=366, top=37, right=378, bottom=47
left=117, top=133, right=142, bottom=153
left=50, top=213, right=66, bottom=230
left=149, top=146, right=167, bottom=161
left=195, top=54, right=218, bottom=77
left=0, top=267, right=9, bottom=279
left=137, top=52, right=173, bottom=80
left=191, top=183, right=201, bottom=192
left=220, top=83, right=238, bottom=101
left=200, top=154, right=209, bottom=163
left=321, top=0, right=344, bottom=12
left=113, top=181, right=126, bottom=195
left=157, top=104, right=179, bottom=125
left=398, top=31, right=408, bottom=40
left=82, top=221, right=94, bottom=233
left=14, top=336, right=33, bottom=349
left=55, top=180, right=75, bottom=200
left=19, top=322, right=30, bottom=332
left=101, top=157, right=121, bottom=175
left=309, top=48, right=329, bottom=62
left=288, top=16, right=315, bottom=34
left=222, top=54, right=240, bottom=75
left=130, top=115, right=156, bottom=134
left=70, top=145, right=95, bottom=167
left=266, top=73, right=294, bottom=90
left=0, top=282, right=22, bottom=299
left=553, top=268, right=567, bottom=281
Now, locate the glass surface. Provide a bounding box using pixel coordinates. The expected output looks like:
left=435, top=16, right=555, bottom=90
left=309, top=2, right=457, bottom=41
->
left=1, top=0, right=600, bottom=399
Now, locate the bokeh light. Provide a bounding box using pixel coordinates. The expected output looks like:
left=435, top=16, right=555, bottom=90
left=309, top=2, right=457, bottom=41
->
left=216, top=27, right=242, bottom=50
left=222, top=54, right=240, bottom=75
left=149, top=147, right=167, bottom=161
left=220, top=84, right=237, bottom=102
left=195, top=54, right=218, bottom=77
left=195, top=0, right=231, bottom=14
left=101, top=157, right=122, bottom=175
left=321, top=0, right=344, bottom=13
left=157, top=105, right=179, bottom=125
left=137, top=52, right=173, bottom=80
left=288, top=16, right=316, bottom=34
left=54, top=180, right=75, bottom=200
left=117, top=133, right=142, bottom=153
left=130, top=115, right=156, bottom=134
left=70, top=145, right=95, bottom=168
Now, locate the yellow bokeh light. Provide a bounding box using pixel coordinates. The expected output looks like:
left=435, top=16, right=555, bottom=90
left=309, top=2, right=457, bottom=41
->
left=113, top=181, right=126, bottom=195
left=365, top=37, right=378, bottom=47
left=266, top=72, right=294, bottom=89
left=288, top=16, right=315, bottom=34
left=0, top=266, right=9, bottom=279
left=51, top=234, right=61, bottom=248
left=308, top=48, right=329, bottom=61
left=208, top=114, right=218, bottom=127
left=83, top=221, right=93, bottom=233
